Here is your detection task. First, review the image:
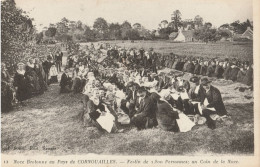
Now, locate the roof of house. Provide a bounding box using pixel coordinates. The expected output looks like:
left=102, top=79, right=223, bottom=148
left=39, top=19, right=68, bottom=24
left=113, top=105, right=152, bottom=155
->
left=242, top=27, right=253, bottom=39
left=169, top=32, right=178, bottom=39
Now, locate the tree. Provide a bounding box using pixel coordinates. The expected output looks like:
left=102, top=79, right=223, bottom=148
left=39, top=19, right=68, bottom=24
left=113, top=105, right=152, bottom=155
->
left=219, top=23, right=230, bottom=29
left=217, top=29, right=232, bottom=39
left=194, top=27, right=218, bottom=43
left=1, top=0, right=36, bottom=73
left=125, top=29, right=140, bottom=40
left=139, top=28, right=153, bottom=40
left=93, top=17, right=108, bottom=35
left=83, top=25, right=95, bottom=41
left=133, top=23, right=142, bottom=30
left=76, top=20, right=83, bottom=30
left=194, top=15, right=203, bottom=27
left=204, top=22, right=212, bottom=29
left=121, top=21, right=132, bottom=39
left=56, top=21, right=69, bottom=34
left=36, top=32, right=43, bottom=44
left=45, top=27, right=57, bottom=37
left=181, top=20, right=195, bottom=30
left=108, top=23, right=122, bottom=40
left=61, top=17, right=69, bottom=26
left=161, top=20, right=169, bottom=28
left=171, top=10, right=182, bottom=31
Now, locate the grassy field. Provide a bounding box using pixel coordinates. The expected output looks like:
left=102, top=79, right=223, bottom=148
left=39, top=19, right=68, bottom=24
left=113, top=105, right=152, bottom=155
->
left=1, top=42, right=254, bottom=155
left=99, top=40, right=253, bottom=62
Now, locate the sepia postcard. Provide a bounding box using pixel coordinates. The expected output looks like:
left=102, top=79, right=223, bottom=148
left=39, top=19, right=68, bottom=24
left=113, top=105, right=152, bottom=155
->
left=1, top=0, right=260, bottom=166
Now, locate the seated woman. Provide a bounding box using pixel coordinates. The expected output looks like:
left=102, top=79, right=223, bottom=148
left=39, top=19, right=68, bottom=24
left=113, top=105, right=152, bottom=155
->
left=84, top=89, right=120, bottom=133
left=14, top=62, right=31, bottom=105
left=1, top=63, right=14, bottom=112
left=60, top=68, right=72, bottom=93
left=48, top=61, right=58, bottom=84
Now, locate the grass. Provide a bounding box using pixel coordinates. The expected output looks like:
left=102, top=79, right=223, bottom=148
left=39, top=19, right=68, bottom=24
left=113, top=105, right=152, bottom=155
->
left=1, top=42, right=254, bottom=155
left=98, top=40, right=253, bottom=62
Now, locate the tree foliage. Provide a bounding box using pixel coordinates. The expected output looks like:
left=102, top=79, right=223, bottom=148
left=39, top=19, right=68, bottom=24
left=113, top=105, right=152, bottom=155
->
left=171, top=10, right=182, bottom=31
left=1, top=0, right=36, bottom=72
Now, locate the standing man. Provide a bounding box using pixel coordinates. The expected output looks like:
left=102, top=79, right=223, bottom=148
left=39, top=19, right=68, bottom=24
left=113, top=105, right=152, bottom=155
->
left=149, top=48, right=157, bottom=74
left=42, top=57, right=52, bottom=84
left=56, top=50, right=63, bottom=72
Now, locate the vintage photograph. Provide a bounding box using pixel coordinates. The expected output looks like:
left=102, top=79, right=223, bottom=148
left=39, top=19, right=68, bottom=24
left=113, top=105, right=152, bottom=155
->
left=1, top=0, right=255, bottom=158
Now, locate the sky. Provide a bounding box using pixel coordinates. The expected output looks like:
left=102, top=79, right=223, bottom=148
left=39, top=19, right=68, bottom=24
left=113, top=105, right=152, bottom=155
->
left=15, top=0, right=253, bottom=31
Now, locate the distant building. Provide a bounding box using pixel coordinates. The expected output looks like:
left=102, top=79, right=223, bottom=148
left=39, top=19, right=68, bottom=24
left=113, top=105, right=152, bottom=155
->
left=169, top=29, right=195, bottom=42
left=241, top=27, right=253, bottom=40
left=233, top=27, right=253, bottom=41
left=169, top=32, right=178, bottom=40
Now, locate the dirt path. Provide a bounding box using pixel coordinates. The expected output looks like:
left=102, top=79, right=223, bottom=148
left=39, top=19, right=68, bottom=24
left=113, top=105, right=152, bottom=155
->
left=1, top=49, right=254, bottom=155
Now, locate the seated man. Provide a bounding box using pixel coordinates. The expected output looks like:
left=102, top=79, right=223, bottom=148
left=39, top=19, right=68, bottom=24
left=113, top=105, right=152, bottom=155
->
left=156, top=89, right=180, bottom=132
left=131, top=86, right=158, bottom=130
left=199, top=78, right=227, bottom=129
left=120, top=82, right=139, bottom=118
left=206, top=61, right=216, bottom=77
left=173, top=73, right=191, bottom=115
left=242, top=62, right=253, bottom=86
left=60, top=68, right=72, bottom=93
left=188, top=76, right=204, bottom=115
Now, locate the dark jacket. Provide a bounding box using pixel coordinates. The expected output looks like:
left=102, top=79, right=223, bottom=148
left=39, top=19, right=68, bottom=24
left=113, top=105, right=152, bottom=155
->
left=200, top=65, right=207, bottom=76
left=42, top=60, right=52, bottom=74
left=237, top=70, right=246, bottom=83
left=135, top=94, right=157, bottom=119
left=201, top=86, right=227, bottom=116
left=214, top=65, right=224, bottom=78
left=206, top=65, right=216, bottom=77
left=223, top=65, right=232, bottom=80
left=156, top=100, right=179, bottom=132
left=60, top=73, right=71, bottom=88
left=194, top=64, right=201, bottom=75
left=242, top=67, right=253, bottom=86
left=186, top=62, right=195, bottom=74
left=189, top=85, right=205, bottom=102
left=229, top=67, right=240, bottom=82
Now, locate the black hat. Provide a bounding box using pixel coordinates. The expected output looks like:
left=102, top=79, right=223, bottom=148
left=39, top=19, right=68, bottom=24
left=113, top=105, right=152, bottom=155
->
left=190, top=76, right=200, bottom=83
left=200, top=78, right=212, bottom=86
left=137, top=86, right=147, bottom=93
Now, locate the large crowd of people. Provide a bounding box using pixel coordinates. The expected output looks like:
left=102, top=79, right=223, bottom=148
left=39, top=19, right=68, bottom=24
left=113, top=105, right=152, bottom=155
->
left=58, top=43, right=253, bottom=133
left=1, top=42, right=254, bottom=133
